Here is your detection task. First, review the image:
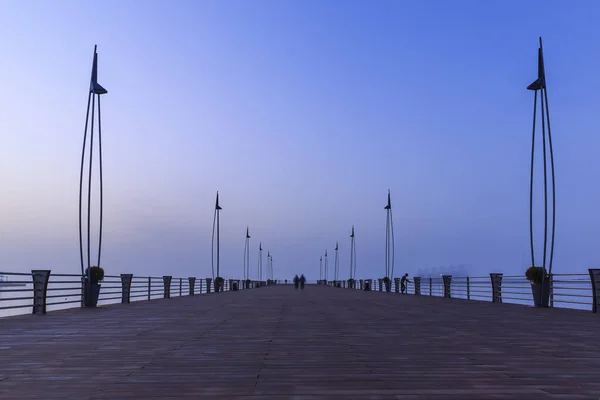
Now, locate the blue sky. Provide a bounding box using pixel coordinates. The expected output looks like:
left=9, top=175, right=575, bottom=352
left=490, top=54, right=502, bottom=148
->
left=0, top=0, right=599, bottom=280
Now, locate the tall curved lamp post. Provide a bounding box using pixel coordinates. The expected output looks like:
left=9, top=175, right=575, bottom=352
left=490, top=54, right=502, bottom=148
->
left=349, top=225, right=357, bottom=287
left=526, top=37, right=556, bottom=307
left=211, top=191, right=222, bottom=281
left=258, top=242, right=263, bottom=282
left=267, top=251, right=271, bottom=282
left=319, top=256, right=323, bottom=282
left=243, top=227, right=251, bottom=281
left=79, top=45, right=108, bottom=307
left=384, top=190, right=395, bottom=291
left=324, top=251, right=328, bottom=282
left=334, top=241, right=339, bottom=283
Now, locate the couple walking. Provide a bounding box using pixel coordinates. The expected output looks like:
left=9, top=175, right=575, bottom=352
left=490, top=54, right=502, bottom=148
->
left=293, top=274, right=305, bottom=289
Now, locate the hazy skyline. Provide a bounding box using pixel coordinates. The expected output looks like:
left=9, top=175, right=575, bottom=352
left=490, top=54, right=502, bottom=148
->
left=1, top=0, right=600, bottom=280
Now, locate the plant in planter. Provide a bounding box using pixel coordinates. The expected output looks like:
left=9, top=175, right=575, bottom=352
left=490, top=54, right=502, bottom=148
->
left=347, top=278, right=355, bottom=289
left=382, top=276, right=391, bottom=292
left=245, top=278, right=251, bottom=289
left=214, top=276, right=224, bottom=293
left=526, top=266, right=550, bottom=307
left=84, top=266, right=104, bottom=307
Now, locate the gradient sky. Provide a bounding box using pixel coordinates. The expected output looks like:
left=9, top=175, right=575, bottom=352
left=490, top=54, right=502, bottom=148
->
left=1, top=0, right=599, bottom=281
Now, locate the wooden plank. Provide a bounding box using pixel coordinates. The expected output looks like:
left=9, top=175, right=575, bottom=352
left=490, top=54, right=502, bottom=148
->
left=0, top=286, right=599, bottom=398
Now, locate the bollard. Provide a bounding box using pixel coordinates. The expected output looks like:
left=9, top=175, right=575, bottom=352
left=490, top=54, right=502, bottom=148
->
left=163, top=276, right=172, bottom=299
left=188, top=277, right=196, bottom=295
left=120, top=274, right=133, bottom=304
left=490, top=273, right=503, bottom=303
left=466, top=276, right=470, bottom=300
left=442, top=275, right=452, bottom=299
left=414, top=277, right=421, bottom=295
left=589, top=269, right=600, bottom=313
left=32, top=270, right=51, bottom=315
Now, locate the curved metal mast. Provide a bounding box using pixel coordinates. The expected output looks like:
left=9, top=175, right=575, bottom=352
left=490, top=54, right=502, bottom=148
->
left=334, top=241, right=339, bottom=281
left=79, top=45, right=108, bottom=277
left=211, top=192, right=222, bottom=279
left=319, top=256, right=323, bottom=281
left=324, top=251, right=328, bottom=281
left=384, top=190, right=395, bottom=279
left=243, top=227, right=251, bottom=280
left=258, top=242, right=263, bottom=281
left=349, top=225, right=356, bottom=279
left=527, top=37, right=556, bottom=277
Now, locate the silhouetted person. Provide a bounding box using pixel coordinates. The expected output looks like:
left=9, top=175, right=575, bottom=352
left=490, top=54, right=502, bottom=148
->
left=293, top=275, right=299, bottom=289
left=300, top=274, right=306, bottom=289
left=401, top=273, right=411, bottom=294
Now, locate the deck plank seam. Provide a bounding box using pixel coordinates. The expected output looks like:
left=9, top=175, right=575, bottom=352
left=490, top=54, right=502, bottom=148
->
left=252, top=300, right=285, bottom=395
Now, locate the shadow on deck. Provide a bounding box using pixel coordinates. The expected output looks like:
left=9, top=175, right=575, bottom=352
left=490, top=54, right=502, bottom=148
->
left=1, top=285, right=599, bottom=399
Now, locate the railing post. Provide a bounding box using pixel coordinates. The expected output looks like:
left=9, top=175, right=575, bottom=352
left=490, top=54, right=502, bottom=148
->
left=442, top=275, right=452, bottom=299
left=394, top=277, right=400, bottom=293
left=490, top=273, right=503, bottom=303
left=179, top=278, right=183, bottom=296
left=120, top=274, right=133, bottom=304
left=429, top=278, right=432, bottom=296
left=188, top=277, right=196, bottom=295
left=378, top=278, right=383, bottom=291
left=80, top=275, right=85, bottom=307
left=148, top=277, right=151, bottom=300
left=229, top=279, right=233, bottom=291
left=549, top=274, right=554, bottom=307
left=589, top=269, right=600, bottom=313
left=466, top=277, right=470, bottom=300
left=414, top=277, right=421, bottom=295
left=163, top=276, right=172, bottom=299
left=359, top=279, right=364, bottom=290
left=206, top=278, right=212, bottom=293
left=31, top=270, right=51, bottom=315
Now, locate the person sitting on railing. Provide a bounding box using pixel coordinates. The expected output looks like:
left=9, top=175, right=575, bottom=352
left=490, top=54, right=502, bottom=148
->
left=401, top=273, right=411, bottom=294
left=293, top=275, right=300, bottom=289
left=300, top=274, right=306, bottom=290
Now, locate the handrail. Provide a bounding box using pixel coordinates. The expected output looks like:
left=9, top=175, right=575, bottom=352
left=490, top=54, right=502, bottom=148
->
left=330, top=270, right=599, bottom=313
left=0, top=270, right=276, bottom=318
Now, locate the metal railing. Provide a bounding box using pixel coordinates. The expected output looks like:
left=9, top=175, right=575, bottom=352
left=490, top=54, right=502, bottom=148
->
left=324, top=270, right=600, bottom=313
left=0, top=271, right=274, bottom=318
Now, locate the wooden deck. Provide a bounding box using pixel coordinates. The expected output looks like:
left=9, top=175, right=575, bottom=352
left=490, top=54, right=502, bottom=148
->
left=1, top=285, right=599, bottom=399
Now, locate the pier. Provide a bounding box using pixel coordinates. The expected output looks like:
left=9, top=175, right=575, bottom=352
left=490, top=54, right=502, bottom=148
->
left=1, top=283, right=600, bottom=399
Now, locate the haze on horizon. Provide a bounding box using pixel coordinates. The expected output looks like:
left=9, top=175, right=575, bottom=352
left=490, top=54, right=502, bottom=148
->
left=0, top=0, right=599, bottom=281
